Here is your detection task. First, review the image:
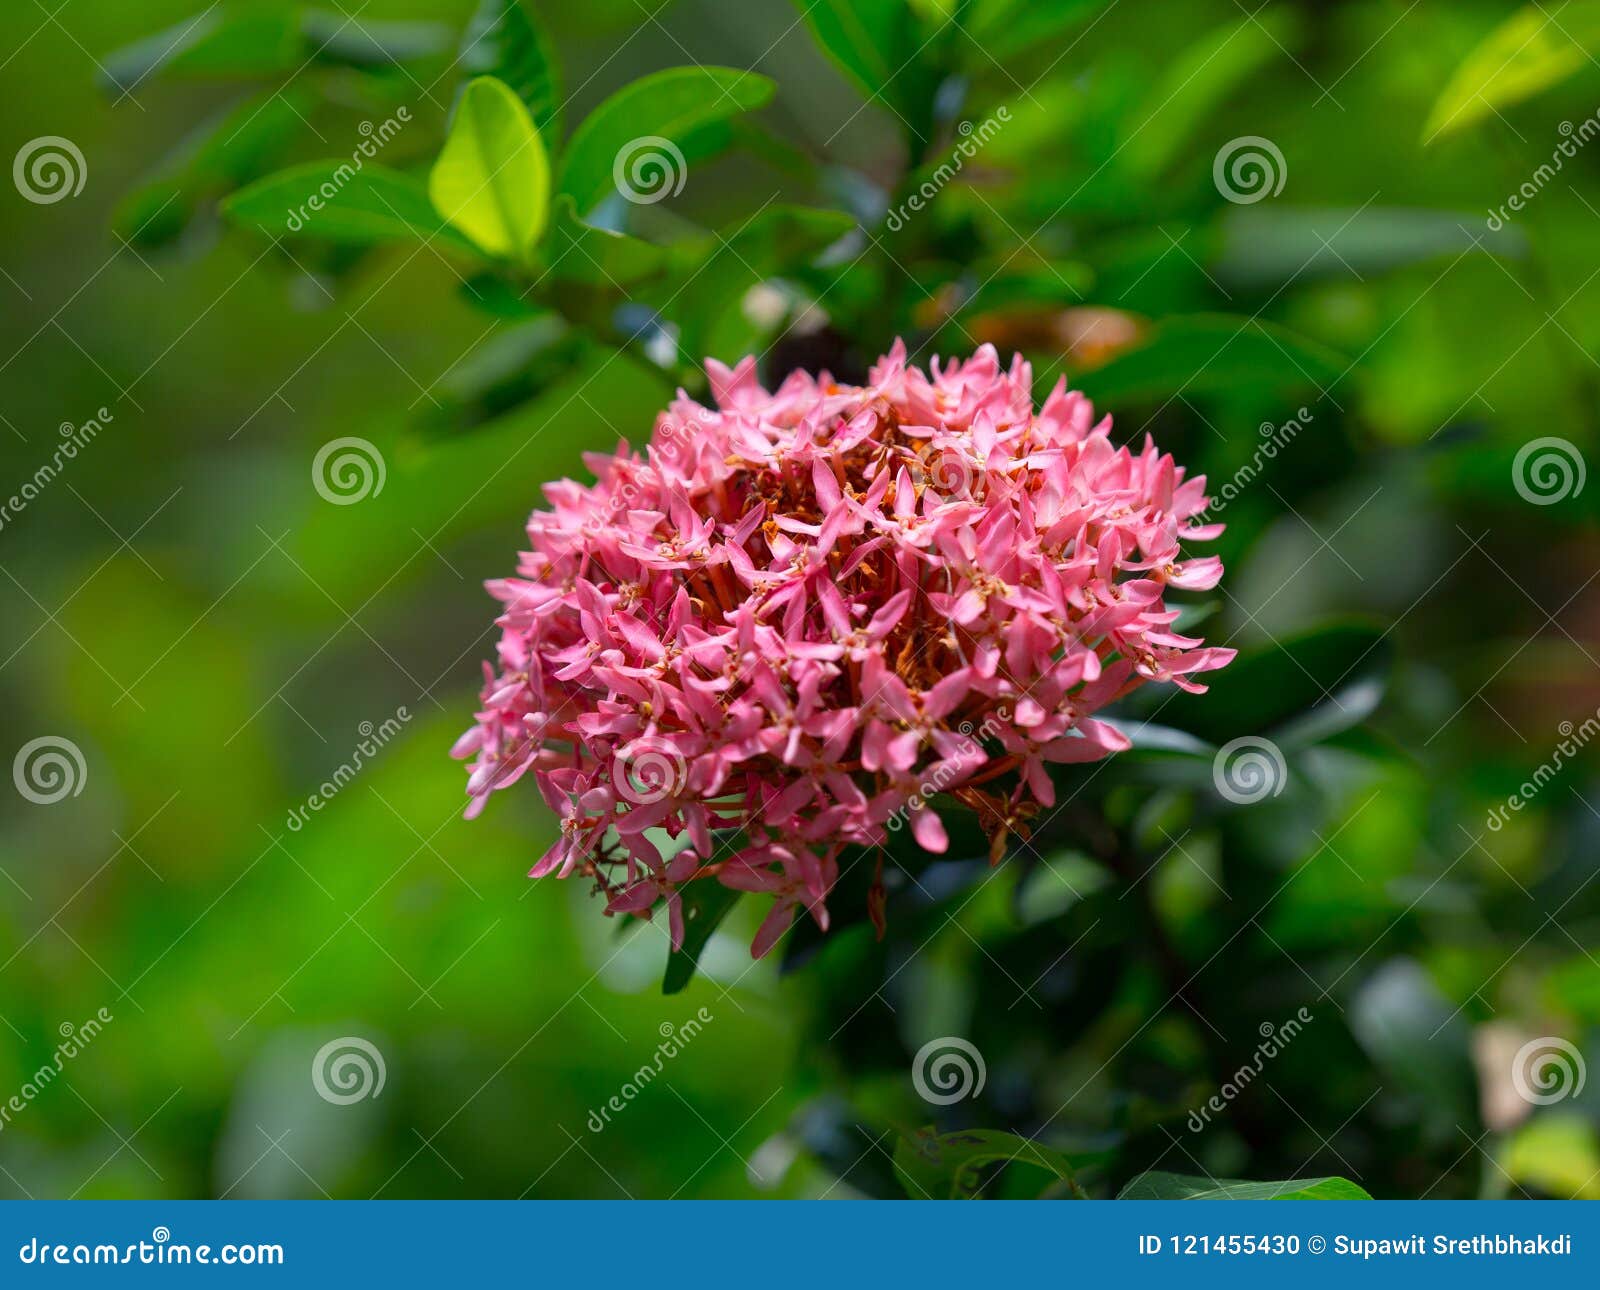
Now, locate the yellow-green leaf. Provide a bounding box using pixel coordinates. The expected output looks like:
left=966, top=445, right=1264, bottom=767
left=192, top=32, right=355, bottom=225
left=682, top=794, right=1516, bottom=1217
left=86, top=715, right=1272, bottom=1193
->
left=1425, top=4, right=1600, bottom=140
left=429, top=75, right=550, bottom=262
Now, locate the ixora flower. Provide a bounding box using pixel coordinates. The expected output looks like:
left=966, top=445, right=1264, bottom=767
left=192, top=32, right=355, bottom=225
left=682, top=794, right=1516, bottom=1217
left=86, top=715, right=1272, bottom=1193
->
left=454, top=342, right=1233, bottom=958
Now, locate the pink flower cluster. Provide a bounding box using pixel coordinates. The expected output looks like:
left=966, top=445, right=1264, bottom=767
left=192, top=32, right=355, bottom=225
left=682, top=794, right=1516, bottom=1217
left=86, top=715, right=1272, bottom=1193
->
left=455, top=342, right=1233, bottom=958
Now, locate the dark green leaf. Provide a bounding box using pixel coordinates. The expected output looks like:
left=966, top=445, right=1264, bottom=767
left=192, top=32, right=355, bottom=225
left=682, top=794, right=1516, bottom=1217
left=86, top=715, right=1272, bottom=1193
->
left=1073, top=314, right=1344, bottom=405
left=458, top=272, right=544, bottom=318
left=1215, top=207, right=1525, bottom=289
left=963, top=0, right=1110, bottom=66
left=1122, top=10, right=1300, bottom=179
left=1119, top=1171, right=1371, bottom=1199
left=542, top=195, right=668, bottom=287
left=1156, top=620, right=1389, bottom=745
left=460, top=0, right=563, bottom=143
left=115, top=87, right=313, bottom=249
left=99, top=6, right=301, bottom=93
left=301, top=10, right=453, bottom=67
left=1113, top=721, right=1215, bottom=758
left=415, top=316, right=573, bottom=439
left=223, top=162, right=480, bottom=253
left=895, top=1127, right=1086, bottom=1199
left=1349, top=959, right=1477, bottom=1126
left=793, top=0, right=936, bottom=146
left=557, top=67, right=775, bottom=215
left=662, top=881, right=742, bottom=994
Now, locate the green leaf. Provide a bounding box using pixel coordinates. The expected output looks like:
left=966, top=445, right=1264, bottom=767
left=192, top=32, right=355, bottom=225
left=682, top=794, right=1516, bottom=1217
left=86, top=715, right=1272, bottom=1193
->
left=223, top=162, right=479, bottom=253
left=1119, top=1171, right=1371, bottom=1200
left=1072, top=314, right=1343, bottom=405
left=1158, top=620, right=1389, bottom=745
left=1349, top=959, right=1477, bottom=1127
left=557, top=67, right=775, bottom=215
left=301, top=11, right=454, bottom=68
left=458, top=272, right=544, bottom=318
left=1215, top=206, right=1524, bottom=289
left=115, top=86, right=313, bottom=248
left=100, top=6, right=449, bottom=93
left=793, top=0, right=935, bottom=145
left=1503, top=1113, right=1600, bottom=1200
left=1114, top=721, right=1215, bottom=758
left=416, top=316, right=573, bottom=439
left=662, top=880, right=742, bottom=995
left=1124, top=9, right=1300, bottom=178
left=461, top=0, right=563, bottom=144
left=963, top=0, right=1110, bottom=66
left=1425, top=3, right=1600, bottom=140
left=430, top=76, right=552, bottom=262
left=99, top=5, right=301, bottom=93
left=895, top=1128, right=1085, bottom=1199
left=543, top=195, right=668, bottom=287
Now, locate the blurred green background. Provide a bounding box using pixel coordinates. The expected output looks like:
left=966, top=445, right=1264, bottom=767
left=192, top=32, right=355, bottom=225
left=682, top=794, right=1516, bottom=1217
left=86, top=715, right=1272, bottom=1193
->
left=2, top=0, right=1600, bottom=1200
